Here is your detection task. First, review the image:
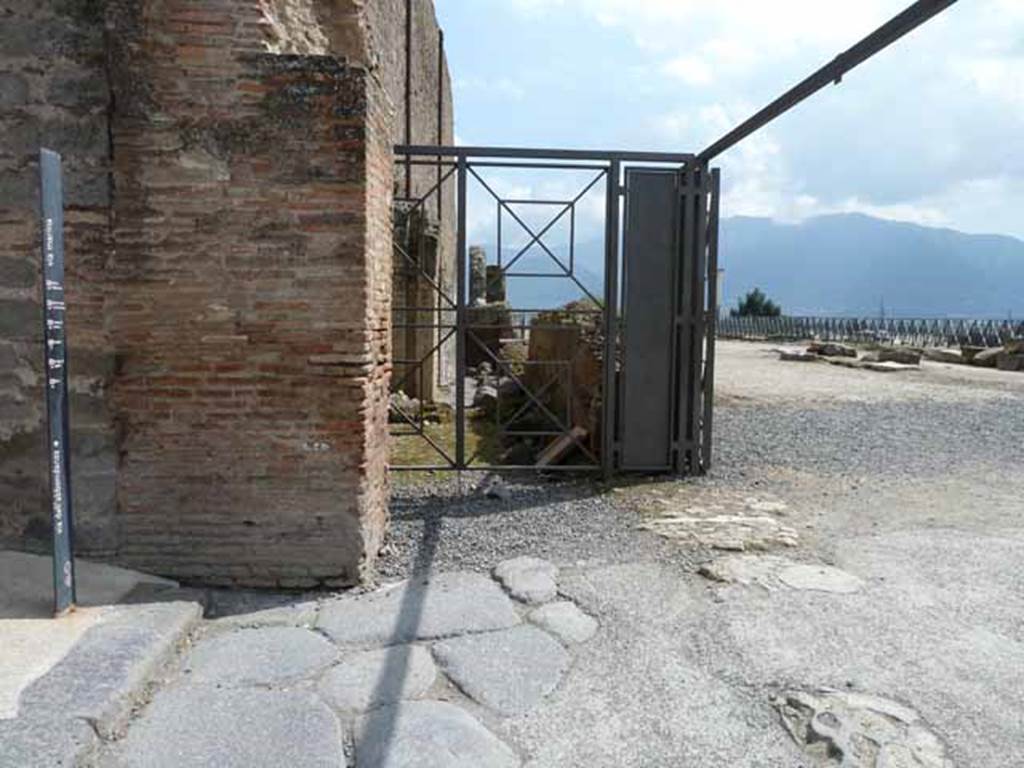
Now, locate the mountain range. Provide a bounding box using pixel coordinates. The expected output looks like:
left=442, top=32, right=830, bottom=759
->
left=720, top=213, right=1024, bottom=318
left=499, top=213, right=1024, bottom=318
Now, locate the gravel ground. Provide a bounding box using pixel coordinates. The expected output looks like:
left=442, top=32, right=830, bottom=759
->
left=380, top=340, right=1024, bottom=582
left=378, top=476, right=699, bottom=581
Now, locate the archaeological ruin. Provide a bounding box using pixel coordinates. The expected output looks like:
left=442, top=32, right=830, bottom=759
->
left=1, top=0, right=453, bottom=587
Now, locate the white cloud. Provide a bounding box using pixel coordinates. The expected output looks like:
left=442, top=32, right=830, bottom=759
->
left=494, top=0, right=1024, bottom=238
left=662, top=55, right=714, bottom=86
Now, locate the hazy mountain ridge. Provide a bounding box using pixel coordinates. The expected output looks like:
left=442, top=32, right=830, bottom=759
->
left=721, top=213, right=1024, bottom=318
left=498, top=213, right=1024, bottom=317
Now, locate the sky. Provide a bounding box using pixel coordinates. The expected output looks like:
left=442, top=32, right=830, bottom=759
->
left=435, top=0, right=1024, bottom=239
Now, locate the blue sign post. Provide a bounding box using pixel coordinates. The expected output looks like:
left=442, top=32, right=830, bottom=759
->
left=39, top=148, right=77, bottom=616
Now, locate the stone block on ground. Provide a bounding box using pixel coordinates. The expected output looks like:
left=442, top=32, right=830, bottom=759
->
left=493, top=556, right=559, bottom=605
left=110, top=686, right=342, bottom=768
left=971, top=347, right=1002, bottom=368
left=864, top=347, right=921, bottom=365
left=921, top=348, right=964, bottom=365
left=864, top=361, right=919, bottom=373
left=698, top=555, right=864, bottom=595
left=996, top=353, right=1024, bottom=372
left=960, top=344, right=985, bottom=362
left=432, top=625, right=570, bottom=716
left=318, top=645, right=436, bottom=713
left=317, top=572, right=520, bottom=647
left=775, top=689, right=954, bottom=768
left=528, top=601, right=598, bottom=644
left=183, top=627, right=337, bottom=687
left=807, top=341, right=857, bottom=358
left=355, top=701, right=520, bottom=768
left=775, top=347, right=819, bottom=362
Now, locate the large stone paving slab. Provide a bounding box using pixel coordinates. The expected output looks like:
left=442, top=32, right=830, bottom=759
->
left=528, top=601, right=598, bottom=645
left=318, top=645, right=436, bottom=713
left=433, top=625, right=569, bottom=716
left=317, top=572, right=520, bottom=647
left=0, top=601, right=202, bottom=767
left=494, top=557, right=559, bottom=605
left=111, top=686, right=343, bottom=768
left=355, top=701, right=520, bottom=768
left=183, top=627, right=338, bottom=686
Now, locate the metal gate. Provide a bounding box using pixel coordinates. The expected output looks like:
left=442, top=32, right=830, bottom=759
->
left=389, top=145, right=719, bottom=476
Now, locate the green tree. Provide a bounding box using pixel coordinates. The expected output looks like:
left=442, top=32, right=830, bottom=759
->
left=731, top=288, right=782, bottom=318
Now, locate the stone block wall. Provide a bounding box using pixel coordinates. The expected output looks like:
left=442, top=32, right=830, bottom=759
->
left=0, top=0, right=118, bottom=555
left=0, top=0, right=451, bottom=587
left=102, top=0, right=392, bottom=587
left=370, top=0, right=457, bottom=404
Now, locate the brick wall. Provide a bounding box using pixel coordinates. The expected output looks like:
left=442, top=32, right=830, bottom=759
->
left=103, top=1, right=394, bottom=587
left=0, top=0, right=118, bottom=556
left=0, top=0, right=449, bottom=587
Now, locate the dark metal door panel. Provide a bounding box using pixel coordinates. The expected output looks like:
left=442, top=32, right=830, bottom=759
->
left=619, top=168, right=679, bottom=471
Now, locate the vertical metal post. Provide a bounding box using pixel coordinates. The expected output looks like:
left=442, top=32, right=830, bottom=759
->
left=404, top=0, right=413, bottom=200
left=675, top=164, right=696, bottom=475
left=455, top=157, right=467, bottom=468
left=436, top=29, right=444, bottom=221
left=601, top=161, right=620, bottom=479
left=701, top=168, right=721, bottom=471
left=39, top=148, right=76, bottom=616
left=689, top=165, right=708, bottom=476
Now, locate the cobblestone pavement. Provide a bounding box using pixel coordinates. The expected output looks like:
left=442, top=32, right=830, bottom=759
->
left=86, top=341, right=1024, bottom=767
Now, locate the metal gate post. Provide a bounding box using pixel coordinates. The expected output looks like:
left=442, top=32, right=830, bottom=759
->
left=701, top=168, right=721, bottom=471
left=601, top=161, right=620, bottom=478
left=689, top=164, right=709, bottom=476
left=454, top=156, right=467, bottom=469
left=674, top=165, right=696, bottom=474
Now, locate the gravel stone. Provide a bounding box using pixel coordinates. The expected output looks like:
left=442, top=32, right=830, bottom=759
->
left=355, top=701, right=519, bottom=768
left=433, top=625, right=570, bottom=716
left=111, top=686, right=342, bottom=768
left=528, top=601, right=598, bottom=644
left=318, top=645, right=436, bottom=713
left=380, top=477, right=698, bottom=582
left=493, top=556, right=559, bottom=604
left=183, top=627, right=337, bottom=686
left=317, top=572, right=519, bottom=647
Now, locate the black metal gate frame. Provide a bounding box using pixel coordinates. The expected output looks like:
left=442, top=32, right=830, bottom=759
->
left=391, top=145, right=719, bottom=476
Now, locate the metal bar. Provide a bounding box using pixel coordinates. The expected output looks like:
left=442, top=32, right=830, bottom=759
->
left=391, top=465, right=603, bottom=473
left=675, top=165, right=696, bottom=474
left=702, top=169, right=722, bottom=471
left=437, top=28, right=444, bottom=221
left=39, top=148, right=76, bottom=616
left=602, top=160, right=621, bottom=478
left=404, top=0, right=412, bottom=199
left=699, top=0, right=959, bottom=162
left=467, top=161, right=610, bottom=171
left=455, top=157, right=467, bottom=469
left=503, top=199, right=574, bottom=206
left=689, top=165, right=709, bottom=476
left=397, top=145, right=696, bottom=163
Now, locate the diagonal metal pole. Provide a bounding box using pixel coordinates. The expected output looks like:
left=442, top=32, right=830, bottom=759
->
left=698, top=0, right=959, bottom=163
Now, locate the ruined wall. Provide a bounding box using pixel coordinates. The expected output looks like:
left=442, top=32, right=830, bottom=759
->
left=101, top=1, right=394, bottom=587
left=0, top=0, right=118, bottom=555
left=368, top=0, right=457, bottom=401
left=0, top=0, right=460, bottom=586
